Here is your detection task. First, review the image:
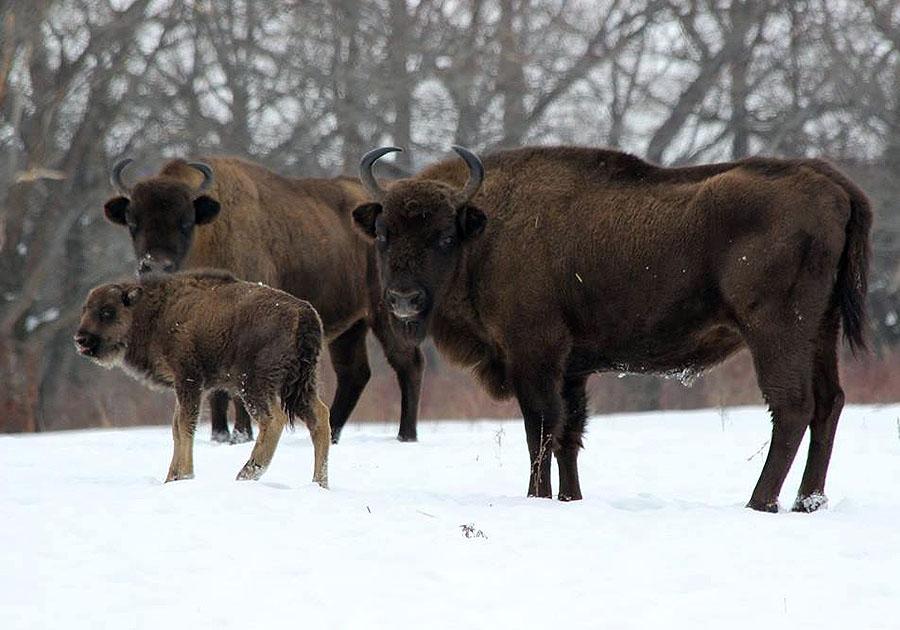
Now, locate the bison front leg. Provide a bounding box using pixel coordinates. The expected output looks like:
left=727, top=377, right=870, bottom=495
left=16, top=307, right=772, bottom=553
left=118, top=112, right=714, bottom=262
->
left=209, top=390, right=231, bottom=443
left=512, top=357, right=566, bottom=499
left=231, top=399, right=254, bottom=444
left=236, top=404, right=285, bottom=481
left=166, top=385, right=201, bottom=482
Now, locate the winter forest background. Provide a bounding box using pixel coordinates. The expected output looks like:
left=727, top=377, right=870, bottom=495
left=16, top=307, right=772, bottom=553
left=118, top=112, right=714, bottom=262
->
left=1, top=0, right=899, bottom=432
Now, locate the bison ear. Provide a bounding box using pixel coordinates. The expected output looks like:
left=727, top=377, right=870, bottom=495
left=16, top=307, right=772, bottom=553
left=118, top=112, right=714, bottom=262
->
left=121, top=286, right=143, bottom=307
left=457, top=204, right=486, bottom=240
left=193, top=195, right=221, bottom=225
left=352, top=202, right=382, bottom=239
left=104, top=197, right=130, bottom=225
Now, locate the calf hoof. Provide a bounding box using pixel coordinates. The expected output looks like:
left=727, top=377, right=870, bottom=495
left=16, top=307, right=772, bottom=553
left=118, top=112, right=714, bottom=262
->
left=746, top=498, right=779, bottom=513
left=211, top=430, right=231, bottom=444
left=236, top=461, right=266, bottom=481
left=165, top=472, right=194, bottom=483
left=397, top=433, right=418, bottom=443
left=792, top=493, right=828, bottom=513
left=230, top=429, right=253, bottom=445
left=313, top=475, right=329, bottom=489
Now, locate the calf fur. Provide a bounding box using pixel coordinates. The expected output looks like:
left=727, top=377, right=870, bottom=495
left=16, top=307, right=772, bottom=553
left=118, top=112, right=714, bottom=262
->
left=75, top=269, right=329, bottom=486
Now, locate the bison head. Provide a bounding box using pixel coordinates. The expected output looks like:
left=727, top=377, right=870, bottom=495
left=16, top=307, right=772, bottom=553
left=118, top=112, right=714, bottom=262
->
left=353, top=145, right=486, bottom=343
left=74, top=283, right=143, bottom=368
left=103, top=159, right=220, bottom=275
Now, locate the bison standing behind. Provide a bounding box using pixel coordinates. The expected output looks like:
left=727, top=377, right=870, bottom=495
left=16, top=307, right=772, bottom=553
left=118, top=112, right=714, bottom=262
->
left=74, top=269, right=329, bottom=487
left=102, top=156, right=423, bottom=444
left=354, top=144, right=872, bottom=512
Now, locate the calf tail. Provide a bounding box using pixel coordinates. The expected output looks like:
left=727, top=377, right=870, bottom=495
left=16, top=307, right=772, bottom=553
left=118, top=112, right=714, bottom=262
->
left=806, top=160, right=872, bottom=353
left=281, top=305, right=323, bottom=428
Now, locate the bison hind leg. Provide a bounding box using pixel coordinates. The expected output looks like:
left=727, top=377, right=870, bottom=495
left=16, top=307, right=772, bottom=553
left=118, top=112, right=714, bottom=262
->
left=236, top=400, right=286, bottom=481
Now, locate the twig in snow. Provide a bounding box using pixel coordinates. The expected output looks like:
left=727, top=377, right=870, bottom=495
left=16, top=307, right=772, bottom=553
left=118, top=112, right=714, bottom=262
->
left=746, top=440, right=770, bottom=462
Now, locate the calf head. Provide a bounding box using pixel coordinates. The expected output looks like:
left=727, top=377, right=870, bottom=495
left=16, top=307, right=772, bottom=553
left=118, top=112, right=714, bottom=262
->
left=74, top=283, right=143, bottom=368
left=103, top=159, right=221, bottom=275
left=353, top=146, right=486, bottom=343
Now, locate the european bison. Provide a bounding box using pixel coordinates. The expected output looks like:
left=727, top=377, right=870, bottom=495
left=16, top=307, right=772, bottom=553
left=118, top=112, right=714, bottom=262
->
left=353, top=144, right=871, bottom=512
left=74, top=269, right=329, bottom=486
left=103, top=157, right=422, bottom=444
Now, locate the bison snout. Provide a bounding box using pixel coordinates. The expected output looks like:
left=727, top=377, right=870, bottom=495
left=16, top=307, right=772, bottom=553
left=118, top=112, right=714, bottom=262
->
left=138, top=256, right=175, bottom=276
left=74, top=331, right=99, bottom=355
left=386, top=288, right=426, bottom=319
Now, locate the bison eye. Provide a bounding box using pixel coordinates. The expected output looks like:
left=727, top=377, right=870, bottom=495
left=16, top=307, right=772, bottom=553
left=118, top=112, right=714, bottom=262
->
left=99, top=307, right=116, bottom=323
left=438, top=234, right=456, bottom=250
left=376, top=231, right=388, bottom=247
left=180, top=220, right=193, bottom=234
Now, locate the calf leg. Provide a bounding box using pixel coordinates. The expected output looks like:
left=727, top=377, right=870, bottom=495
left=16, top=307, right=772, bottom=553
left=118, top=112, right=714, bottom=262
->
left=209, top=390, right=231, bottom=443
left=231, top=399, right=254, bottom=444
left=236, top=403, right=286, bottom=481
left=327, top=319, right=371, bottom=444
left=746, top=341, right=815, bottom=512
left=309, top=396, right=331, bottom=488
left=794, top=313, right=844, bottom=512
left=557, top=375, right=588, bottom=501
left=166, top=386, right=201, bottom=482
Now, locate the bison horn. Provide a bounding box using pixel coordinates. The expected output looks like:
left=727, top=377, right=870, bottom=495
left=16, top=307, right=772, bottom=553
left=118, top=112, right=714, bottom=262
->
left=110, top=158, right=134, bottom=196
left=187, top=161, right=214, bottom=193
left=451, top=145, right=484, bottom=205
left=359, top=146, right=402, bottom=201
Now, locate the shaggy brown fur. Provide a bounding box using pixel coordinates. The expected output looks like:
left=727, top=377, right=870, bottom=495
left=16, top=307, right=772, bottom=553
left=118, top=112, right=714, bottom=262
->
left=354, top=145, right=872, bottom=512
left=103, top=157, right=422, bottom=443
left=74, top=270, right=329, bottom=486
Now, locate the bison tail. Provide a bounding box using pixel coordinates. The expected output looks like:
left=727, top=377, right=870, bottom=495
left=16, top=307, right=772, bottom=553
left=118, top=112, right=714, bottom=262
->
left=808, top=160, right=873, bottom=354
left=280, top=306, right=323, bottom=428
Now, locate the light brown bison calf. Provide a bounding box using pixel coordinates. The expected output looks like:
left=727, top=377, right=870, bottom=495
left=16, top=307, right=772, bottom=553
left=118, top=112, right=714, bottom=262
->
left=74, top=269, right=329, bottom=487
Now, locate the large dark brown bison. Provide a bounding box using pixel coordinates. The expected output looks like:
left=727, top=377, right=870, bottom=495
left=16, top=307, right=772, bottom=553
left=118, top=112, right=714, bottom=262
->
left=103, top=157, right=422, bottom=444
left=74, top=269, right=330, bottom=486
left=353, top=144, right=871, bottom=512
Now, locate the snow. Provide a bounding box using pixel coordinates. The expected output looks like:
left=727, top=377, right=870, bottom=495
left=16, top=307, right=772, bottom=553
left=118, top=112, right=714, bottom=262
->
left=2, top=405, right=899, bottom=629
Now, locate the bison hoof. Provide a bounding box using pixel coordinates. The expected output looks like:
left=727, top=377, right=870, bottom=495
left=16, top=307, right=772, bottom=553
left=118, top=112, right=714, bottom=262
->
left=746, top=498, right=779, bottom=513
left=397, top=433, right=418, bottom=443
left=558, top=493, right=583, bottom=502
left=792, top=493, right=828, bottom=513
left=236, top=461, right=265, bottom=481
left=211, top=430, right=231, bottom=444
left=230, top=429, right=253, bottom=444
left=330, top=428, right=342, bottom=444
left=165, top=472, right=194, bottom=483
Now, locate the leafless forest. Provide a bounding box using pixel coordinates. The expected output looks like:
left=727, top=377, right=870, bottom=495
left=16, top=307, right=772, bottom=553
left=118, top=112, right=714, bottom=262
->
left=1, top=0, right=898, bottom=432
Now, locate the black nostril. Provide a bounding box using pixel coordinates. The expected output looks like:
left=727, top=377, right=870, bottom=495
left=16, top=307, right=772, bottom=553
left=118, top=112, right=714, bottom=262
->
left=138, top=260, right=153, bottom=274
left=162, top=261, right=175, bottom=273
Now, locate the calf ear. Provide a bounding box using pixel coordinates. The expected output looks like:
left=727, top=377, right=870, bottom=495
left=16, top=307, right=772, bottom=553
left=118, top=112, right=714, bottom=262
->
left=121, top=286, right=143, bottom=307
left=104, top=197, right=130, bottom=225
left=193, top=195, right=221, bottom=225
left=352, top=202, right=382, bottom=239
left=457, top=204, right=486, bottom=240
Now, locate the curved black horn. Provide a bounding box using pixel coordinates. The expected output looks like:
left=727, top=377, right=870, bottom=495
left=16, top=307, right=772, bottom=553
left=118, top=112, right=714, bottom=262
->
left=359, top=146, right=402, bottom=201
left=451, top=145, right=484, bottom=205
left=110, top=158, right=134, bottom=196
left=187, top=161, right=214, bottom=193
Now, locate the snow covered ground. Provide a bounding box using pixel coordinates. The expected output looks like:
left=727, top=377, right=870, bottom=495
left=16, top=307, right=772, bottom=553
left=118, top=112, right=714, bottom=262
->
left=2, top=405, right=899, bottom=629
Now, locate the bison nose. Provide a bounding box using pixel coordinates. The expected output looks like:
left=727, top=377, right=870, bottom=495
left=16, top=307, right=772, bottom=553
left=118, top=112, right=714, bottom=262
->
left=386, top=288, right=426, bottom=319
left=74, top=331, right=97, bottom=354
left=138, top=256, right=175, bottom=276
